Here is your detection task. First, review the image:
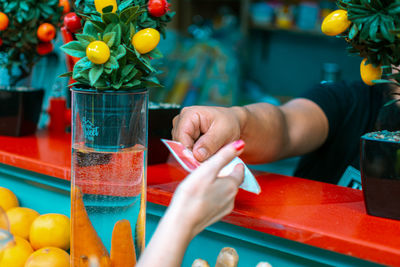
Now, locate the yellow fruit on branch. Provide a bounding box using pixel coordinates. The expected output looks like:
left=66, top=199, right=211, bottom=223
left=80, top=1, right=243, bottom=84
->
left=321, top=10, right=351, bottom=36
left=95, top=0, right=117, bottom=13
left=6, top=207, right=39, bottom=240
left=360, top=58, right=382, bottom=86
left=29, top=213, right=70, bottom=251
left=132, top=28, right=160, bottom=54
left=86, top=41, right=111, bottom=65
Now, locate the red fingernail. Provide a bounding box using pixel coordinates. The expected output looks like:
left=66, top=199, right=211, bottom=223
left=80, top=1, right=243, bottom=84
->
left=233, top=140, right=245, bottom=151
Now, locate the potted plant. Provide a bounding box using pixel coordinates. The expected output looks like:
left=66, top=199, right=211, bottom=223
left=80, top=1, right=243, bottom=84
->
left=61, top=0, right=173, bottom=264
left=0, top=1, right=63, bottom=136
left=321, top=1, right=400, bottom=220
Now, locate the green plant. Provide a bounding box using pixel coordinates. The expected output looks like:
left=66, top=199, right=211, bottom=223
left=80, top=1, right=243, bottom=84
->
left=61, top=0, right=174, bottom=90
left=332, top=0, right=400, bottom=85
left=0, top=0, right=63, bottom=86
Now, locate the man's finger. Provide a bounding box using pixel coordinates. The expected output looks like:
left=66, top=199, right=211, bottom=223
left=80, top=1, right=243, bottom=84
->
left=172, top=112, right=201, bottom=150
left=192, top=123, right=234, bottom=162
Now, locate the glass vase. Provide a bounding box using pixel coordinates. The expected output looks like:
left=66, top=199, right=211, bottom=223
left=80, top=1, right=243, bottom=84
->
left=70, top=87, right=148, bottom=266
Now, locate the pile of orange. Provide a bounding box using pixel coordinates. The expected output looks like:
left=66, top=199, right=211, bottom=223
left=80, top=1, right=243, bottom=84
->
left=0, top=187, right=70, bottom=267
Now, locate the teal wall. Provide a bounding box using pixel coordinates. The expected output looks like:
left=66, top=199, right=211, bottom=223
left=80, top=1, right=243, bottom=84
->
left=245, top=30, right=361, bottom=98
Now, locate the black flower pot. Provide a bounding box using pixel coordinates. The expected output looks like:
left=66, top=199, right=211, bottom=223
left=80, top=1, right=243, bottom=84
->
left=360, top=131, right=400, bottom=220
left=148, top=103, right=181, bottom=164
left=0, top=86, right=44, bottom=136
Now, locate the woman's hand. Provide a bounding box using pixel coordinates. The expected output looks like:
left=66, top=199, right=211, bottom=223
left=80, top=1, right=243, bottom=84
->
left=167, top=139, right=245, bottom=239
left=137, top=140, right=245, bottom=267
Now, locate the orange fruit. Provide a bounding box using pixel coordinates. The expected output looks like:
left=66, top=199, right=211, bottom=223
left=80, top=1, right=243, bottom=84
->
left=360, top=58, right=382, bottom=86
left=321, top=10, right=351, bottom=36
left=37, top=23, right=56, bottom=42
left=0, top=12, right=9, bottom=31
left=25, top=247, right=70, bottom=267
left=29, top=214, right=70, bottom=251
left=59, top=0, right=71, bottom=14
left=0, top=187, right=19, bottom=211
left=0, top=236, right=33, bottom=267
left=6, top=207, right=39, bottom=240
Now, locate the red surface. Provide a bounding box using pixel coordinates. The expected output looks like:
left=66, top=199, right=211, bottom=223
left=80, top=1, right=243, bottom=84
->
left=47, top=98, right=71, bottom=135
left=0, top=131, right=400, bottom=265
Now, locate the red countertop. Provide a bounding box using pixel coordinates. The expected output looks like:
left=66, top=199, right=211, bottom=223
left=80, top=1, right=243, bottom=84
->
left=0, top=131, right=400, bottom=266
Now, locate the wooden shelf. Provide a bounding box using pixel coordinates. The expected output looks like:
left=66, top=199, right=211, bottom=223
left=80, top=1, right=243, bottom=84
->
left=250, top=22, right=327, bottom=37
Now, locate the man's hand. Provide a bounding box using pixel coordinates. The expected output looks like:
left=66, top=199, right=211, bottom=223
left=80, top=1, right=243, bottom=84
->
left=172, top=106, right=245, bottom=162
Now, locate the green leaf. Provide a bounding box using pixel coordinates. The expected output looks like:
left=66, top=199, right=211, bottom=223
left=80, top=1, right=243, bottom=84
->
left=115, top=45, right=127, bottom=60
left=4, top=2, right=18, bottom=12
left=120, top=6, right=140, bottom=23
left=381, top=19, right=395, bottom=42
left=104, top=56, right=119, bottom=70
left=348, top=24, right=358, bottom=40
left=76, top=34, right=96, bottom=47
left=112, top=80, right=124, bottom=90
left=103, top=32, right=116, bottom=47
left=112, top=24, right=122, bottom=47
left=122, top=80, right=141, bottom=88
left=389, top=6, right=400, bottom=15
left=94, top=78, right=108, bottom=89
left=102, top=12, right=119, bottom=24
left=368, top=16, right=379, bottom=41
left=122, top=64, right=136, bottom=78
left=59, top=72, right=73, bottom=78
left=83, top=21, right=99, bottom=37
left=75, top=57, right=93, bottom=71
left=371, top=79, right=399, bottom=85
left=102, top=5, right=114, bottom=13
left=118, top=0, right=136, bottom=11
left=129, top=23, right=136, bottom=39
left=91, top=20, right=107, bottom=32
left=147, top=48, right=163, bottom=59
left=125, top=69, right=140, bottom=83
left=61, top=41, right=87, bottom=58
left=142, top=80, right=163, bottom=88
left=384, top=99, right=400, bottom=107
left=89, top=65, right=104, bottom=86
left=104, top=66, right=114, bottom=74
left=20, top=2, right=29, bottom=11
left=104, top=23, right=116, bottom=35
left=126, top=11, right=142, bottom=25
left=73, top=68, right=89, bottom=80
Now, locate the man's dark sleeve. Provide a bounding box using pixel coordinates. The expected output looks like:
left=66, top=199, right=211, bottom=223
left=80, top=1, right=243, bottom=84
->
left=298, top=81, right=364, bottom=143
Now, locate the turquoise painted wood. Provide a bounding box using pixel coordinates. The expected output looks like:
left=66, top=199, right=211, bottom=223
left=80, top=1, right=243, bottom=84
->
left=0, top=163, right=382, bottom=267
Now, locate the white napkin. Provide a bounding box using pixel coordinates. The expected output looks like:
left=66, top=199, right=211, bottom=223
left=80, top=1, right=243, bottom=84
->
left=162, top=139, right=261, bottom=194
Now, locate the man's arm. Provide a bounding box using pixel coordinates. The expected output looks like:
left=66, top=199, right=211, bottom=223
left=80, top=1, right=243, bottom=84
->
left=238, top=99, right=329, bottom=163
left=172, top=99, right=329, bottom=164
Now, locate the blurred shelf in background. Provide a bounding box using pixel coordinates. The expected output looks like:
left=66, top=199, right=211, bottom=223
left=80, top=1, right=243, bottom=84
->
left=249, top=22, right=328, bottom=37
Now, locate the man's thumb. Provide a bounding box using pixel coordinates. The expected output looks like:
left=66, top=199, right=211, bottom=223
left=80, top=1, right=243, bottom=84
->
left=192, top=134, right=223, bottom=162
